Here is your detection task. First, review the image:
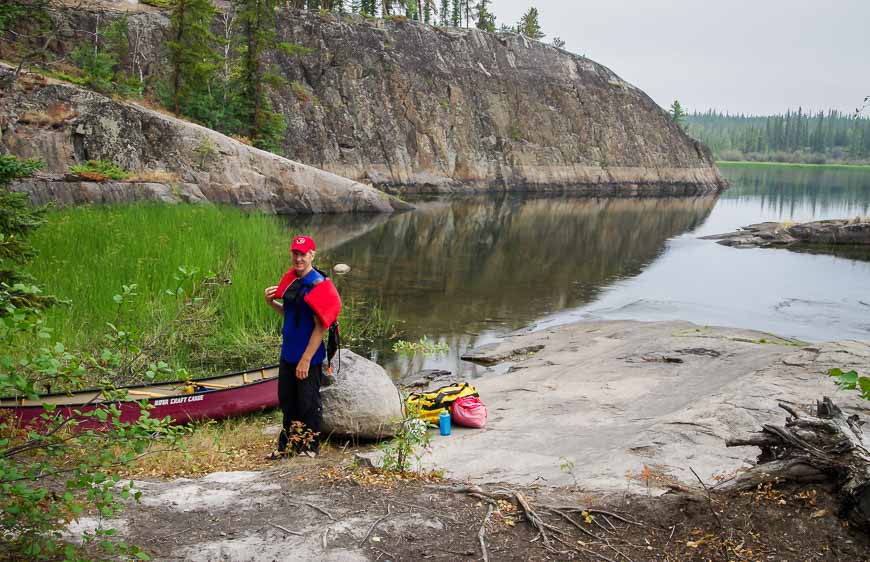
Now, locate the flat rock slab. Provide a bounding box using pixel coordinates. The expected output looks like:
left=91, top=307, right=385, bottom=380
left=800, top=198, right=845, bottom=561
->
left=422, top=319, right=870, bottom=489
left=703, top=219, right=870, bottom=247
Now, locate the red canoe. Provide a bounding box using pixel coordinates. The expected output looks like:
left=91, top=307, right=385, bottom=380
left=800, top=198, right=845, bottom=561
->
left=0, top=364, right=279, bottom=429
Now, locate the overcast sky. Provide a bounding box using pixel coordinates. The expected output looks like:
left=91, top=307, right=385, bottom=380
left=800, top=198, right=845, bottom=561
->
left=493, top=0, right=868, bottom=116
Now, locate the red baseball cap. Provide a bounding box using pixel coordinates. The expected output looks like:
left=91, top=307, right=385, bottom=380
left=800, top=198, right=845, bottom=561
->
left=291, top=235, right=316, bottom=253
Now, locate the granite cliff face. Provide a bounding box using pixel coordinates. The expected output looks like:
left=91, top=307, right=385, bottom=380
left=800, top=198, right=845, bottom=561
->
left=271, top=11, right=725, bottom=194
left=3, top=2, right=725, bottom=202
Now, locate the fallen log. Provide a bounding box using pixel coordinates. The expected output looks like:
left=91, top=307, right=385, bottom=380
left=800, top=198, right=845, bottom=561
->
left=726, top=397, right=870, bottom=528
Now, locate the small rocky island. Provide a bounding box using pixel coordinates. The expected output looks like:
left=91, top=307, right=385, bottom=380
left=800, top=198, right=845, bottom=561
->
left=703, top=218, right=870, bottom=248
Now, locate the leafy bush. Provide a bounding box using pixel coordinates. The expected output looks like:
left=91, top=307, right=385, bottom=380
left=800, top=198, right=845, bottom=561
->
left=0, top=156, right=182, bottom=559
left=379, top=411, right=429, bottom=473
left=70, top=160, right=130, bottom=181
left=828, top=368, right=870, bottom=400
left=392, top=336, right=448, bottom=356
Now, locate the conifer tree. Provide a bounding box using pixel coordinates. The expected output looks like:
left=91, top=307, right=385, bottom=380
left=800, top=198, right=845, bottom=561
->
left=517, top=6, right=543, bottom=39
left=167, top=0, right=218, bottom=115
left=670, top=100, right=686, bottom=129
left=234, top=0, right=287, bottom=152
left=474, top=0, right=495, bottom=31
left=440, top=0, right=449, bottom=25
left=451, top=0, right=460, bottom=26
left=421, top=0, right=434, bottom=23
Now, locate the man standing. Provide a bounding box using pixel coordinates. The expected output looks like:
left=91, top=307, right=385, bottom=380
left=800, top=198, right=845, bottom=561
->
left=264, top=235, right=340, bottom=458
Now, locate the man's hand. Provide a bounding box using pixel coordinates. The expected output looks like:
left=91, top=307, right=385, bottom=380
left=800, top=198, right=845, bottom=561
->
left=296, top=358, right=310, bottom=380
left=264, top=285, right=278, bottom=303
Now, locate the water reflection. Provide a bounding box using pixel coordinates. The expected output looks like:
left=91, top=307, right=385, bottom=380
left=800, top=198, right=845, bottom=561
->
left=296, top=195, right=717, bottom=378
left=720, top=166, right=870, bottom=219
left=289, top=167, right=870, bottom=379
left=544, top=165, right=870, bottom=345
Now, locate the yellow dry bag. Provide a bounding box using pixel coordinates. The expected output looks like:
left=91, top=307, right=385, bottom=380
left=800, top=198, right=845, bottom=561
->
left=405, top=382, right=479, bottom=424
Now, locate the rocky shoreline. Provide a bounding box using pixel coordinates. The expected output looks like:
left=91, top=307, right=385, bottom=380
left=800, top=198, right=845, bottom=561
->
left=418, top=319, right=869, bottom=489
left=58, top=319, right=870, bottom=561
left=702, top=218, right=870, bottom=248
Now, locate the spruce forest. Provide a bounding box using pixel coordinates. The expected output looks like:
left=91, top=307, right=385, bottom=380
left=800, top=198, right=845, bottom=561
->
left=686, top=109, right=870, bottom=165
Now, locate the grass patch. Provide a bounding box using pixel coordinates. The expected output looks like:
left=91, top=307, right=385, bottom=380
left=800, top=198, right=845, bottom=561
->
left=120, top=412, right=279, bottom=479
left=70, top=159, right=130, bottom=181
left=28, top=204, right=401, bottom=380
left=717, top=161, right=870, bottom=171
left=29, top=204, right=287, bottom=373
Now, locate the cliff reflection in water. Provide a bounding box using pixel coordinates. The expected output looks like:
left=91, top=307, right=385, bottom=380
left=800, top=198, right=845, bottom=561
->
left=295, top=195, right=717, bottom=376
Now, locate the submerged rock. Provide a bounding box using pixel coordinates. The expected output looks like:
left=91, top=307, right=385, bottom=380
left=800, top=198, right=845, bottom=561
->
left=321, top=349, right=402, bottom=439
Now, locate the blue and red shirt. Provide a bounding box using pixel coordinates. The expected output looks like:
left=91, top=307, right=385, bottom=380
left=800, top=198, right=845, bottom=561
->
left=280, top=269, right=326, bottom=365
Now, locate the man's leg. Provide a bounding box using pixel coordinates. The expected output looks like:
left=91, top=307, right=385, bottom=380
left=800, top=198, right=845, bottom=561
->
left=276, top=359, right=296, bottom=453
left=294, top=362, right=323, bottom=453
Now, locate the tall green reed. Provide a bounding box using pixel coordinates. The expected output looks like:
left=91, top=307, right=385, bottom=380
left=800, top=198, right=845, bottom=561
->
left=28, top=204, right=402, bottom=379
left=29, top=205, right=287, bottom=367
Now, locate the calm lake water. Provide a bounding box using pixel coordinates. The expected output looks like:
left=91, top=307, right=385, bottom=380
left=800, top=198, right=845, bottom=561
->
left=298, top=165, right=870, bottom=379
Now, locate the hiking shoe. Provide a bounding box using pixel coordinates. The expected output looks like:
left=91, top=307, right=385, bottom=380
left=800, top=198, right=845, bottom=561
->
left=300, top=450, right=317, bottom=459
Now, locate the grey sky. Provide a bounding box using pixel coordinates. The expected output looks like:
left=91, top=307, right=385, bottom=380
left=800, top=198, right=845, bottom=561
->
left=494, top=0, right=869, bottom=116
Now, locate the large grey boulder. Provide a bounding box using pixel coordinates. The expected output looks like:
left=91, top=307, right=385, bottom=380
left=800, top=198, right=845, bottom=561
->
left=321, top=350, right=402, bottom=440
left=0, top=67, right=408, bottom=214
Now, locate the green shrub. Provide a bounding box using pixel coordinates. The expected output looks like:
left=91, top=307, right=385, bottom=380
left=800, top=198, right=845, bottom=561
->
left=828, top=368, right=870, bottom=400
left=392, top=336, right=448, bottom=356
left=0, top=159, right=182, bottom=559
left=379, top=408, right=429, bottom=473
left=70, top=160, right=131, bottom=181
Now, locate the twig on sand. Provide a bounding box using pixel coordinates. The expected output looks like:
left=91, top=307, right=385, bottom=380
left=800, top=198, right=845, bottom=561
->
left=543, top=507, right=599, bottom=540
left=359, top=504, right=392, bottom=547
left=689, top=466, right=723, bottom=529
left=289, top=500, right=337, bottom=521
left=605, top=537, right=635, bottom=562
left=373, top=547, right=394, bottom=561
left=389, top=499, right=458, bottom=523
left=268, top=522, right=303, bottom=536
left=589, top=509, right=648, bottom=529
left=542, top=505, right=648, bottom=529
left=156, top=526, right=192, bottom=543
left=552, top=534, right=617, bottom=562
left=478, top=500, right=495, bottom=562
left=515, top=491, right=553, bottom=546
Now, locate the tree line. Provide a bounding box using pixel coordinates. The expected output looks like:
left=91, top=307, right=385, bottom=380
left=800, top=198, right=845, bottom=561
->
left=686, top=109, right=870, bottom=165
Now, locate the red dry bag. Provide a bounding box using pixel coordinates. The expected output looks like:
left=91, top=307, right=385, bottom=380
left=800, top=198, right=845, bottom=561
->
left=449, top=395, right=488, bottom=429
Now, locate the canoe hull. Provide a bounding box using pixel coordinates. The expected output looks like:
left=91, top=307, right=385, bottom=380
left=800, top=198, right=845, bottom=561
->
left=0, top=367, right=280, bottom=429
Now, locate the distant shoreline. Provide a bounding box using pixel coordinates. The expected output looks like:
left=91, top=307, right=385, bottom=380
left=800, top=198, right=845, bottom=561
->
left=717, top=160, right=870, bottom=171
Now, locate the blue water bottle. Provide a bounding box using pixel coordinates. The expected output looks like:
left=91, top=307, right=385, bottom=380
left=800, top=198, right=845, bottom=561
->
left=439, top=409, right=451, bottom=436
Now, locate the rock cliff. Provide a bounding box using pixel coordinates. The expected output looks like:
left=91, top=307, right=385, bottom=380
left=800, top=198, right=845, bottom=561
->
left=4, top=2, right=726, bottom=197
left=0, top=68, right=407, bottom=213
left=272, top=11, right=725, bottom=194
